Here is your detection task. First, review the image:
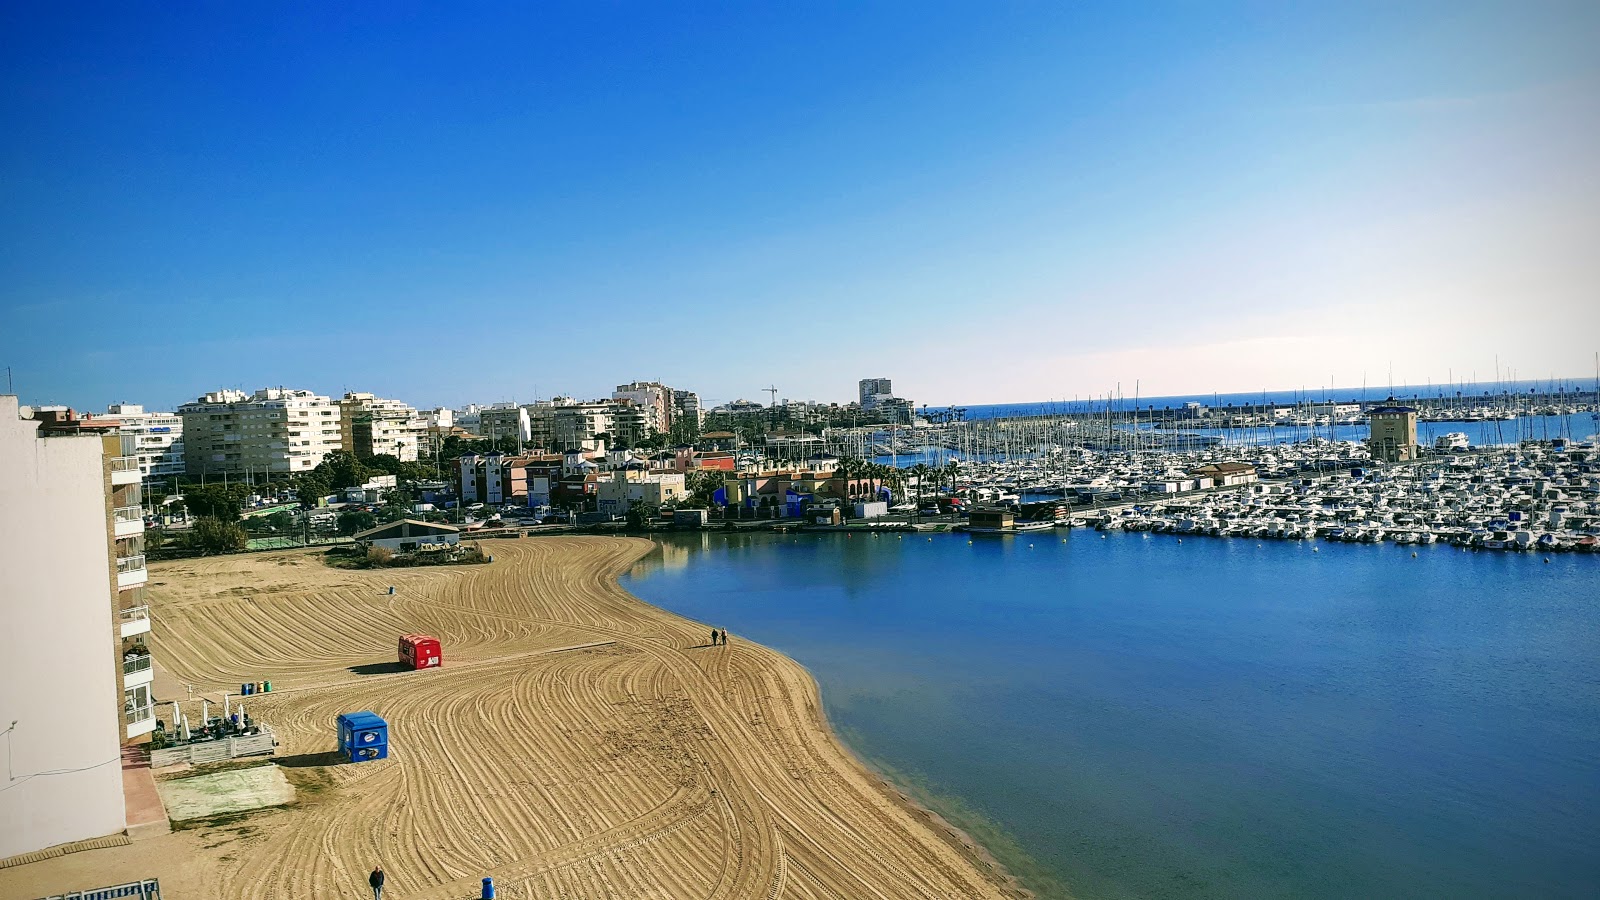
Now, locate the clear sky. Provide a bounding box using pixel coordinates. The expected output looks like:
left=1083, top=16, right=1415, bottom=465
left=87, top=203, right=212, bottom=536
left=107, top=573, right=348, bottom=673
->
left=2, top=2, right=1597, bottom=412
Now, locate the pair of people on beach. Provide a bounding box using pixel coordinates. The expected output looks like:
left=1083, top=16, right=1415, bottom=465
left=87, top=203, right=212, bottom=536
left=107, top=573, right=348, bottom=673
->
left=710, top=627, right=728, bottom=646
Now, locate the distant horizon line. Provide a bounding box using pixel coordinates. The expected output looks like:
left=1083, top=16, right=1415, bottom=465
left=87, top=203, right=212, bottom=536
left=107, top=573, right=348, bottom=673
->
left=7, top=371, right=1600, bottom=418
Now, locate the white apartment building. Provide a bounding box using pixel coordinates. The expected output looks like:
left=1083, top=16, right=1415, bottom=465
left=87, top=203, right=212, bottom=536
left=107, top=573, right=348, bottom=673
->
left=1, top=396, right=146, bottom=859
left=613, top=382, right=674, bottom=435
left=178, top=388, right=343, bottom=478
left=553, top=402, right=613, bottom=452
left=478, top=403, right=531, bottom=444
left=105, top=403, right=185, bottom=485
left=339, top=392, right=425, bottom=462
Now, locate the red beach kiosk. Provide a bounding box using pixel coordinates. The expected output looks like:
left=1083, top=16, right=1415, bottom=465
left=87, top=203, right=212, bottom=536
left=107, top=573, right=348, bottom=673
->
left=398, top=634, right=442, bottom=670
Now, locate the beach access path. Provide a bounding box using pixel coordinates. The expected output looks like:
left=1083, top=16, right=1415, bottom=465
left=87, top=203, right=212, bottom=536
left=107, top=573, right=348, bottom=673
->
left=0, top=537, right=1025, bottom=900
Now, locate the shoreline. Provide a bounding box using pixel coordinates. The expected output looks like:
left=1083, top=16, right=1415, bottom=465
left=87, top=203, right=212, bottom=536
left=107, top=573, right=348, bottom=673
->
left=0, top=536, right=1028, bottom=900
left=601, top=536, right=1036, bottom=900
left=616, top=541, right=1039, bottom=899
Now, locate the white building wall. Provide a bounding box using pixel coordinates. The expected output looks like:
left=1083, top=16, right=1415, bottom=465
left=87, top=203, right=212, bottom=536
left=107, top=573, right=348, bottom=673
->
left=106, top=405, right=185, bottom=484
left=179, top=388, right=342, bottom=477
left=0, top=396, right=126, bottom=859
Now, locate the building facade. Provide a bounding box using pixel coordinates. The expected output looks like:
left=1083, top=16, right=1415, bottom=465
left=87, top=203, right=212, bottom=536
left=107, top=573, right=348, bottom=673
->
left=858, top=378, right=893, bottom=409
left=1, top=396, right=145, bottom=859
left=672, top=390, right=703, bottom=429
left=596, top=468, right=687, bottom=517
left=613, top=381, right=674, bottom=436
left=1368, top=401, right=1419, bottom=463
left=178, top=388, right=343, bottom=478
left=553, top=402, right=613, bottom=452
left=477, top=403, right=531, bottom=444
left=339, top=393, right=424, bottom=462
left=104, top=404, right=185, bottom=486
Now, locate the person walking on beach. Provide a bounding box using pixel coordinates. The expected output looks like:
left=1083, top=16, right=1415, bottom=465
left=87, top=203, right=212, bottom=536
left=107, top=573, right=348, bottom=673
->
left=369, top=865, right=385, bottom=900
left=710, top=627, right=718, bottom=647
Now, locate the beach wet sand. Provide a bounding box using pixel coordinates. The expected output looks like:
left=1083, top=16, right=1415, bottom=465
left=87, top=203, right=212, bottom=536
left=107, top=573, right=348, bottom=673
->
left=1, top=536, right=1026, bottom=899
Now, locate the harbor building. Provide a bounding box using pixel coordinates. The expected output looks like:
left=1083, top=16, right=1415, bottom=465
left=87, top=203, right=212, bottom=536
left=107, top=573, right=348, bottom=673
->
left=339, top=393, right=425, bottom=461
left=1, top=396, right=153, bottom=860
left=1367, top=401, right=1419, bottom=463
left=104, top=404, right=185, bottom=486
left=178, top=388, right=343, bottom=478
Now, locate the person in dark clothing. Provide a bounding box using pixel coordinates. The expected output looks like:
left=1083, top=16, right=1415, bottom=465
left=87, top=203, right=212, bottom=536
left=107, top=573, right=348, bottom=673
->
left=369, top=865, right=385, bottom=900
left=710, top=627, right=718, bottom=646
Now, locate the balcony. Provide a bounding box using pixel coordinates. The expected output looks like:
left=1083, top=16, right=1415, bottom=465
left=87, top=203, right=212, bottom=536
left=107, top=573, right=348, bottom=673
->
left=125, top=702, right=156, bottom=738
left=113, top=505, right=145, bottom=538
left=116, top=554, right=148, bottom=588
left=110, top=455, right=141, bottom=485
left=119, top=604, right=152, bottom=639
left=123, top=652, right=154, bottom=688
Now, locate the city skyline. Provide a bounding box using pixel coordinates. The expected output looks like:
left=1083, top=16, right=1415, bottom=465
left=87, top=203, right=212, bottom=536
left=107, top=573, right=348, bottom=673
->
left=3, top=4, right=1598, bottom=410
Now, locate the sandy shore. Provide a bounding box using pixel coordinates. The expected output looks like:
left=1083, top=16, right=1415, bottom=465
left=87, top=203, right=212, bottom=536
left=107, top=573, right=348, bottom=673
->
left=2, top=537, right=1027, bottom=899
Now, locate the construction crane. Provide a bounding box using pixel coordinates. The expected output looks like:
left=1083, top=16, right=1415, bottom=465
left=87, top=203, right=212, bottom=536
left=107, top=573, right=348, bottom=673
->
left=764, top=385, right=780, bottom=429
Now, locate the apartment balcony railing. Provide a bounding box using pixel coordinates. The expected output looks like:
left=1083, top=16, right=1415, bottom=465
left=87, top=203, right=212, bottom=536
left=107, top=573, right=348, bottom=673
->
left=120, top=604, right=151, bottom=624
left=125, top=703, right=155, bottom=726
left=116, top=555, right=147, bottom=575
left=111, top=455, right=142, bottom=484
left=123, top=654, right=152, bottom=676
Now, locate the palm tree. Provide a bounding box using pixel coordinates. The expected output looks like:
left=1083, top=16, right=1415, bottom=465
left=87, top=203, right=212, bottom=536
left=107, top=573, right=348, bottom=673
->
left=910, top=463, right=931, bottom=508
left=944, top=459, right=961, bottom=496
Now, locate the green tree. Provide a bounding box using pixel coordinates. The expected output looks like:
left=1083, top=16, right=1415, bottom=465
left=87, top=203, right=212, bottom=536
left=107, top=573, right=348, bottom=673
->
left=183, top=484, right=248, bottom=522
left=338, top=510, right=378, bottom=536
left=186, top=516, right=247, bottom=555
left=686, top=470, right=725, bottom=508
left=293, top=473, right=331, bottom=509
left=316, top=450, right=369, bottom=491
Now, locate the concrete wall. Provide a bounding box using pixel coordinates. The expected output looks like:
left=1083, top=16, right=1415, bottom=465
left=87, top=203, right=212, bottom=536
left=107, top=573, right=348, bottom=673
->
left=0, top=396, right=126, bottom=859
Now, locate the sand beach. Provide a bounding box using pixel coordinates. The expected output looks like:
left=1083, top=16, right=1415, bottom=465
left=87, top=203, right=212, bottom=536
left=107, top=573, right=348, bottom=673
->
left=1, top=537, right=1025, bottom=899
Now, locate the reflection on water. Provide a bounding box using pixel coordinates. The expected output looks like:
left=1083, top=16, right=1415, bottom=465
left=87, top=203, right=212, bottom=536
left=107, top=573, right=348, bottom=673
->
left=623, top=531, right=1600, bottom=900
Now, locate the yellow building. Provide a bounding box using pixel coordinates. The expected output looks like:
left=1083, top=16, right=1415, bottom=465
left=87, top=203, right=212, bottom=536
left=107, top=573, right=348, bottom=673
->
left=1367, top=401, right=1418, bottom=463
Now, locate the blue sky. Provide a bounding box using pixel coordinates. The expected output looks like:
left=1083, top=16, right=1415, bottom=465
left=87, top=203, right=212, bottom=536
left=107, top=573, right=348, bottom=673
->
left=2, top=2, right=1597, bottom=411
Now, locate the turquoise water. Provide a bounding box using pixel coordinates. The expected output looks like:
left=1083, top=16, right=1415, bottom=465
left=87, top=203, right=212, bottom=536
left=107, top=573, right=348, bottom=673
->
left=622, top=532, right=1600, bottom=899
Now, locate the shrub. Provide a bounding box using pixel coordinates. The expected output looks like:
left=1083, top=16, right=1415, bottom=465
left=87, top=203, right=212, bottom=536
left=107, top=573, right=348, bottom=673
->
left=365, top=545, right=393, bottom=567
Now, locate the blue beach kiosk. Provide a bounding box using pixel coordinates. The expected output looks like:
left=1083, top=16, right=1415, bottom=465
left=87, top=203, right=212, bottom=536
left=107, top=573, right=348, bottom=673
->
left=337, top=711, right=389, bottom=762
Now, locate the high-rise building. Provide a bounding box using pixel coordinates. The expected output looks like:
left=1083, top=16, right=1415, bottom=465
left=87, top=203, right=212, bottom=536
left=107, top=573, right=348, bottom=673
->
left=339, top=393, right=425, bottom=461
left=1367, top=401, right=1419, bottom=463
left=858, top=378, right=893, bottom=409
left=671, top=390, right=703, bottom=430
left=613, top=382, right=674, bottom=436
left=1, top=396, right=153, bottom=859
left=105, top=404, right=185, bottom=486
left=552, top=402, right=614, bottom=452
left=477, top=403, right=531, bottom=444
left=178, top=388, right=343, bottom=478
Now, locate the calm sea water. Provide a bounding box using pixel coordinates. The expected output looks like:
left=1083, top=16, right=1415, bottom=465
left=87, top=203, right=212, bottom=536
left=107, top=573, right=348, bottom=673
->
left=623, top=532, right=1600, bottom=899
